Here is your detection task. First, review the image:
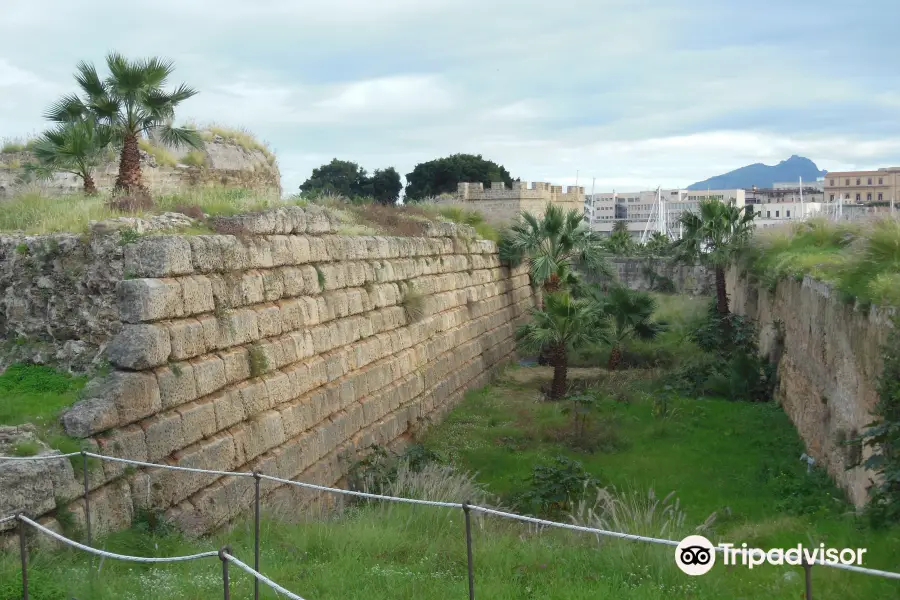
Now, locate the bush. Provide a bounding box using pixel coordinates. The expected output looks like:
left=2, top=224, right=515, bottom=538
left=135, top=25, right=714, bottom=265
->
left=181, top=150, right=206, bottom=167
left=517, top=455, right=600, bottom=517
left=347, top=443, right=442, bottom=495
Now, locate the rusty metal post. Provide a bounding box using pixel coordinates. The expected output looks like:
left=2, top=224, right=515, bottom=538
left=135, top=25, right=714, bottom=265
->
left=253, top=471, right=262, bottom=600
left=18, top=515, right=28, bottom=600
left=81, top=451, right=92, bottom=547
left=803, top=560, right=813, bottom=600
left=462, top=502, right=475, bottom=600
left=219, top=546, right=232, bottom=600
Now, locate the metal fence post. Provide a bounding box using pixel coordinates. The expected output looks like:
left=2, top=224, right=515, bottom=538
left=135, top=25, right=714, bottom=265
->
left=803, top=560, right=813, bottom=600
left=219, top=546, right=232, bottom=600
left=18, top=514, right=28, bottom=600
left=81, top=450, right=92, bottom=547
left=462, top=502, right=475, bottom=600
left=253, top=471, right=262, bottom=600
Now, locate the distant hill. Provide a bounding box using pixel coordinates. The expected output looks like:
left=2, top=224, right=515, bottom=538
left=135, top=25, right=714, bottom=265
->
left=687, top=155, right=826, bottom=190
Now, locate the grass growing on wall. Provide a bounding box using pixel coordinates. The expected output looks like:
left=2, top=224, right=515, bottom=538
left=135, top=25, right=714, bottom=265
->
left=740, top=216, right=900, bottom=307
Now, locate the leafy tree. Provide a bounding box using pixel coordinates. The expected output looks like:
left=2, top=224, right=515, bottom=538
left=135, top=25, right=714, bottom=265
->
left=671, top=198, right=755, bottom=315
left=405, top=153, right=514, bottom=200
left=500, top=204, right=613, bottom=295
left=516, top=292, right=605, bottom=400
left=369, top=167, right=403, bottom=205
left=29, top=117, right=113, bottom=195
left=644, top=231, right=670, bottom=255
left=300, top=160, right=403, bottom=204
left=594, top=286, right=665, bottom=370
left=46, top=53, right=203, bottom=193
left=300, top=159, right=370, bottom=198
left=604, top=229, right=635, bottom=256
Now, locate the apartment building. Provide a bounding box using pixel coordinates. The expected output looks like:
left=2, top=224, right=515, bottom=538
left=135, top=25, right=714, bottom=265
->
left=584, top=189, right=745, bottom=237
left=824, top=168, right=900, bottom=204
left=746, top=183, right=824, bottom=205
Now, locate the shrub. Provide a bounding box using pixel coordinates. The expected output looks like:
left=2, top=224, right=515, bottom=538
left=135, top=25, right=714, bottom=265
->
left=138, top=138, right=177, bottom=167
left=401, top=286, right=426, bottom=323
left=181, top=150, right=207, bottom=167
left=517, top=455, right=600, bottom=517
left=12, top=439, right=41, bottom=456
left=174, top=204, right=206, bottom=220
left=347, top=443, right=442, bottom=495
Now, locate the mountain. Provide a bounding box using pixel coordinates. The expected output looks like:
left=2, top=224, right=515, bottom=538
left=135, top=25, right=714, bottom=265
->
left=687, top=155, right=826, bottom=190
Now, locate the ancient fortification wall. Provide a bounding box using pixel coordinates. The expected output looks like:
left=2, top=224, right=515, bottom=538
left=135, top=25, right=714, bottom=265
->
left=728, top=268, right=892, bottom=507
left=606, top=258, right=713, bottom=295
left=435, top=181, right=584, bottom=225
left=0, top=207, right=535, bottom=539
left=0, top=136, right=281, bottom=198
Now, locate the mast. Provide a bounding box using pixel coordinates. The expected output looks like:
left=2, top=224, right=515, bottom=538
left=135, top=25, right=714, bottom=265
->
left=799, top=175, right=804, bottom=219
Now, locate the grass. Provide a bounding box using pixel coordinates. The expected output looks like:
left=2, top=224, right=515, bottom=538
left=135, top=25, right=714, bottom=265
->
left=420, top=203, right=501, bottom=241
left=741, top=216, right=900, bottom=307
left=1, top=135, right=39, bottom=154
left=137, top=139, right=177, bottom=167
left=181, top=150, right=207, bottom=167
left=195, top=123, right=277, bottom=165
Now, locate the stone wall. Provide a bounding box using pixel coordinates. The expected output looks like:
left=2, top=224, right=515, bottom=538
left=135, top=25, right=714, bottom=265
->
left=0, top=137, right=280, bottom=198
left=727, top=268, right=893, bottom=507
left=0, top=207, right=535, bottom=538
left=606, top=258, right=713, bottom=295
left=435, top=181, right=585, bottom=225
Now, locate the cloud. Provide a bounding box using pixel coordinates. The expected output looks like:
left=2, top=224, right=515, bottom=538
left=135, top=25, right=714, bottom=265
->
left=1, top=0, right=899, bottom=194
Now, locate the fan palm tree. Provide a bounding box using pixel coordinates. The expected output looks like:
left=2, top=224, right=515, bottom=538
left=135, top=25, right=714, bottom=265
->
left=516, top=292, right=605, bottom=400
left=644, top=231, right=670, bottom=255
left=672, top=198, right=755, bottom=315
left=595, top=286, right=666, bottom=370
left=45, top=53, right=203, bottom=193
left=29, top=117, right=114, bottom=195
left=500, top=204, right=614, bottom=294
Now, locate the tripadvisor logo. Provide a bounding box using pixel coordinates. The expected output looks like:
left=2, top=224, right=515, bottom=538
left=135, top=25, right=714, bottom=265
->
left=675, top=535, right=869, bottom=576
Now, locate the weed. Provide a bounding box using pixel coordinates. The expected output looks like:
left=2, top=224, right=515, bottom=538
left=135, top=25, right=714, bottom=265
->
left=54, top=498, right=84, bottom=541
left=314, top=266, right=326, bottom=291
left=12, top=439, right=41, bottom=456
left=181, top=150, right=207, bottom=167
left=118, top=228, right=141, bottom=246
left=15, top=243, right=28, bottom=255
left=137, top=138, right=177, bottom=167
left=517, top=455, right=600, bottom=517
left=402, top=286, right=426, bottom=323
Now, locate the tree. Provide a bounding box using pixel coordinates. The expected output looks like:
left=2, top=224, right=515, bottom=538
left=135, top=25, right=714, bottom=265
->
left=644, top=231, right=670, bottom=255
left=499, top=204, right=613, bottom=295
left=300, top=159, right=370, bottom=198
left=604, top=229, right=635, bottom=256
left=29, top=117, right=113, bottom=195
left=404, top=153, right=514, bottom=200
left=370, top=167, right=403, bottom=205
left=595, top=286, right=665, bottom=370
left=516, top=292, right=605, bottom=400
left=671, top=198, right=755, bottom=315
left=46, top=53, right=203, bottom=193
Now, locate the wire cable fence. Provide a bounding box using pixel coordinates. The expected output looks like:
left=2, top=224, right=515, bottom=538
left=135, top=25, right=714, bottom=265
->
left=3, top=450, right=900, bottom=600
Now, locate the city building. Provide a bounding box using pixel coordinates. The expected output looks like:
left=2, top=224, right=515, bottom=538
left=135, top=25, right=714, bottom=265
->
left=824, top=168, right=900, bottom=205
left=745, top=183, right=824, bottom=205
left=437, top=181, right=584, bottom=224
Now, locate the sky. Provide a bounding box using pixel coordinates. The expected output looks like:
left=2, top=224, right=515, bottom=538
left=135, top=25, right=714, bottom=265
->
left=2, top=0, right=900, bottom=195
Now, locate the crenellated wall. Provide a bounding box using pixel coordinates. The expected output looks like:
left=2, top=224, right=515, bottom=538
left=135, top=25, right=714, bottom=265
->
left=0, top=207, right=535, bottom=538
left=436, top=181, right=585, bottom=225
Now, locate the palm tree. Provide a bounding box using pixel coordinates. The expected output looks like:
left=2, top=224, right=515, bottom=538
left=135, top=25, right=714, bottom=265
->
left=516, top=292, right=605, bottom=400
left=644, top=231, right=670, bottom=255
left=604, top=229, right=635, bottom=256
left=29, top=118, right=113, bottom=195
left=672, top=198, right=755, bottom=315
left=45, top=53, right=203, bottom=193
left=500, top=203, right=613, bottom=294
left=595, top=286, right=665, bottom=369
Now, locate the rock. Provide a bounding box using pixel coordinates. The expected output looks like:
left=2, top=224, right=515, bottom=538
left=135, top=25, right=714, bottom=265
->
left=107, top=323, right=172, bottom=369
left=62, top=396, right=120, bottom=438
left=124, top=235, right=193, bottom=278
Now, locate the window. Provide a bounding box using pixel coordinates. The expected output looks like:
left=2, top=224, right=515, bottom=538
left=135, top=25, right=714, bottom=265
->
left=787, top=210, right=791, bottom=217
left=846, top=179, right=850, bottom=185
left=867, top=193, right=872, bottom=201
left=830, top=179, right=834, bottom=186
left=879, top=193, right=884, bottom=201
left=879, top=178, right=883, bottom=185
left=856, top=194, right=861, bottom=202
left=868, top=178, right=872, bottom=185
left=830, top=194, right=835, bottom=201
left=766, top=211, right=771, bottom=217
left=776, top=210, right=780, bottom=217
left=856, top=178, right=861, bottom=185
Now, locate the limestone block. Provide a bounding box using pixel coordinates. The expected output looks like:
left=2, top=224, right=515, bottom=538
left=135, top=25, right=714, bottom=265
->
left=61, top=396, right=120, bottom=438
left=96, top=425, right=148, bottom=479
left=212, top=391, right=245, bottom=431
left=318, top=263, right=344, bottom=291
left=324, top=353, right=348, bottom=382
left=255, top=304, right=283, bottom=339
left=323, top=236, right=345, bottom=262
left=197, top=314, right=221, bottom=351
left=263, top=370, right=293, bottom=408
left=288, top=330, right=314, bottom=361
left=143, top=412, right=184, bottom=461
left=233, top=412, right=285, bottom=464
left=305, top=207, right=332, bottom=234
left=261, top=270, right=285, bottom=302
left=309, top=325, right=332, bottom=354
left=278, top=298, right=304, bottom=332
left=246, top=238, right=274, bottom=269
left=306, top=356, right=328, bottom=389
left=280, top=397, right=315, bottom=438
left=118, top=278, right=184, bottom=323
left=308, top=236, right=328, bottom=262
left=190, top=236, right=250, bottom=273
left=216, top=308, right=260, bottom=348
left=234, top=380, right=272, bottom=417
left=191, top=355, right=227, bottom=397
left=107, top=323, right=171, bottom=370
left=156, top=363, right=198, bottom=409
left=219, top=347, right=251, bottom=384
left=177, top=400, right=218, bottom=445
left=268, top=235, right=294, bottom=267
left=124, top=236, right=193, bottom=278
left=80, top=371, right=162, bottom=430
left=167, top=318, right=207, bottom=361
left=179, top=275, right=216, bottom=315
